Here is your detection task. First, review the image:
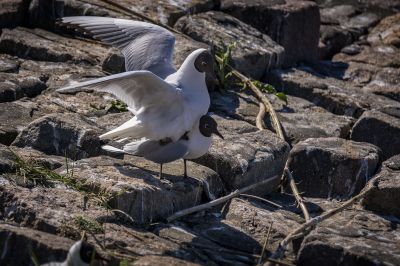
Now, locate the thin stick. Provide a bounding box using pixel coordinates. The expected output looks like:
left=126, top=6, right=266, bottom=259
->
left=256, top=102, right=266, bottom=130
left=240, top=194, right=282, bottom=209
left=258, top=222, right=273, bottom=265
left=215, top=56, right=284, bottom=139
left=266, top=188, right=369, bottom=265
left=265, top=258, right=296, bottom=266
left=110, top=209, right=135, bottom=224
left=167, top=175, right=279, bottom=222
left=285, top=167, right=310, bottom=221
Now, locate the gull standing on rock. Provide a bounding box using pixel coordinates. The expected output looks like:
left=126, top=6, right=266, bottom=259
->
left=57, top=16, right=215, bottom=178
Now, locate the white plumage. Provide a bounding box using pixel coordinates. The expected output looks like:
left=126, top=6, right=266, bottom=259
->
left=58, top=16, right=210, bottom=143
left=57, top=16, right=216, bottom=177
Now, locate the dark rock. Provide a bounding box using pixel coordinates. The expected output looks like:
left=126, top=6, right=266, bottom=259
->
left=362, top=154, right=400, bottom=217
left=334, top=44, right=400, bottom=68
left=0, top=56, right=19, bottom=73
left=102, top=49, right=125, bottom=74
left=0, top=176, right=212, bottom=264
left=0, top=0, right=30, bottom=28
left=18, top=59, right=104, bottom=90
left=62, top=0, right=216, bottom=27
left=134, top=256, right=200, bottom=266
left=0, top=145, right=63, bottom=176
left=211, top=90, right=354, bottom=144
left=175, top=11, right=284, bottom=79
left=117, top=0, right=217, bottom=26
left=220, top=0, right=320, bottom=66
left=298, top=209, right=400, bottom=266
left=28, top=0, right=65, bottom=30
left=0, top=72, right=47, bottom=101
left=319, top=5, right=357, bottom=25
left=12, top=113, right=104, bottom=160
left=341, top=44, right=362, bottom=55
left=194, top=115, right=290, bottom=195
left=267, top=94, right=354, bottom=143
left=62, top=0, right=121, bottom=17
left=363, top=67, right=400, bottom=102
left=0, top=81, right=22, bottom=102
left=56, top=156, right=224, bottom=224
left=351, top=107, right=400, bottom=160
left=224, top=198, right=302, bottom=251
left=0, top=223, right=73, bottom=266
left=0, top=176, right=107, bottom=234
left=368, top=13, right=400, bottom=48
left=154, top=221, right=257, bottom=265
left=0, top=102, right=32, bottom=145
left=343, top=12, right=380, bottom=33
left=17, top=76, right=47, bottom=97
left=0, top=143, right=15, bottom=174
left=318, top=2, right=384, bottom=60
left=0, top=27, right=110, bottom=65
left=319, top=25, right=353, bottom=59
left=13, top=146, right=65, bottom=170
left=316, top=0, right=400, bottom=16
left=30, top=91, right=113, bottom=118
left=267, top=67, right=400, bottom=118
left=317, top=4, right=361, bottom=59
left=288, top=137, right=381, bottom=199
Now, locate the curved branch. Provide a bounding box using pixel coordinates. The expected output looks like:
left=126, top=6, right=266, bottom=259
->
left=285, top=167, right=310, bottom=221
left=167, top=175, right=280, bottom=222
left=266, top=188, right=370, bottom=265
left=256, top=102, right=266, bottom=130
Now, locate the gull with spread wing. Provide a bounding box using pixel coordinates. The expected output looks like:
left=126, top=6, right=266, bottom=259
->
left=57, top=16, right=216, bottom=178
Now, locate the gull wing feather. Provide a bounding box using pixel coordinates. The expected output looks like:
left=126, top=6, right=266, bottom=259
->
left=60, top=16, right=176, bottom=78
left=58, top=71, right=188, bottom=141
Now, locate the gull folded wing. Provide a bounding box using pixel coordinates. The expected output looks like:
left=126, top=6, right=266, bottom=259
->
left=60, top=16, right=176, bottom=78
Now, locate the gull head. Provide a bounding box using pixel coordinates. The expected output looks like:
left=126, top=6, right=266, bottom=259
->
left=179, top=48, right=214, bottom=76
left=199, top=115, right=223, bottom=139
left=67, top=240, right=100, bottom=266
left=194, top=50, right=214, bottom=74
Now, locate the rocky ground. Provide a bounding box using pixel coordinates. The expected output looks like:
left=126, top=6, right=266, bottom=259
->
left=0, top=0, right=400, bottom=265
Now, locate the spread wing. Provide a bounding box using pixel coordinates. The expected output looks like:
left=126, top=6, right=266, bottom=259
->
left=60, top=16, right=176, bottom=78
left=57, top=71, right=188, bottom=141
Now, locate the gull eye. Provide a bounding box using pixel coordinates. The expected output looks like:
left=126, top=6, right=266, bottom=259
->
left=201, top=61, right=207, bottom=67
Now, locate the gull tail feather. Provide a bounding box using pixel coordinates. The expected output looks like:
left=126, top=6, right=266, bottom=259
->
left=102, top=145, right=126, bottom=154
left=102, top=139, right=148, bottom=155
left=99, top=118, right=145, bottom=140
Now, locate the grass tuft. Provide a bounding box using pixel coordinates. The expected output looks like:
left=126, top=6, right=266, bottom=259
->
left=108, top=100, right=128, bottom=113
left=74, top=216, right=104, bottom=234
left=7, top=148, right=114, bottom=209
left=215, top=42, right=288, bottom=104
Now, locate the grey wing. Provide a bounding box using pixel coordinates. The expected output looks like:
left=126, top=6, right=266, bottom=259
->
left=60, top=16, right=176, bottom=78
left=125, top=139, right=188, bottom=164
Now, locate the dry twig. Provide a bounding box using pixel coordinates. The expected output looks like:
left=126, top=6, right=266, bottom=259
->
left=258, top=222, right=273, bottom=265
left=167, top=176, right=279, bottom=222
left=285, top=167, right=310, bottom=221
left=240, top=194, right=282, bottom=209
left=266, top=188, right=370, bottom=265
left=256, top=102, right=266, bottom=130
